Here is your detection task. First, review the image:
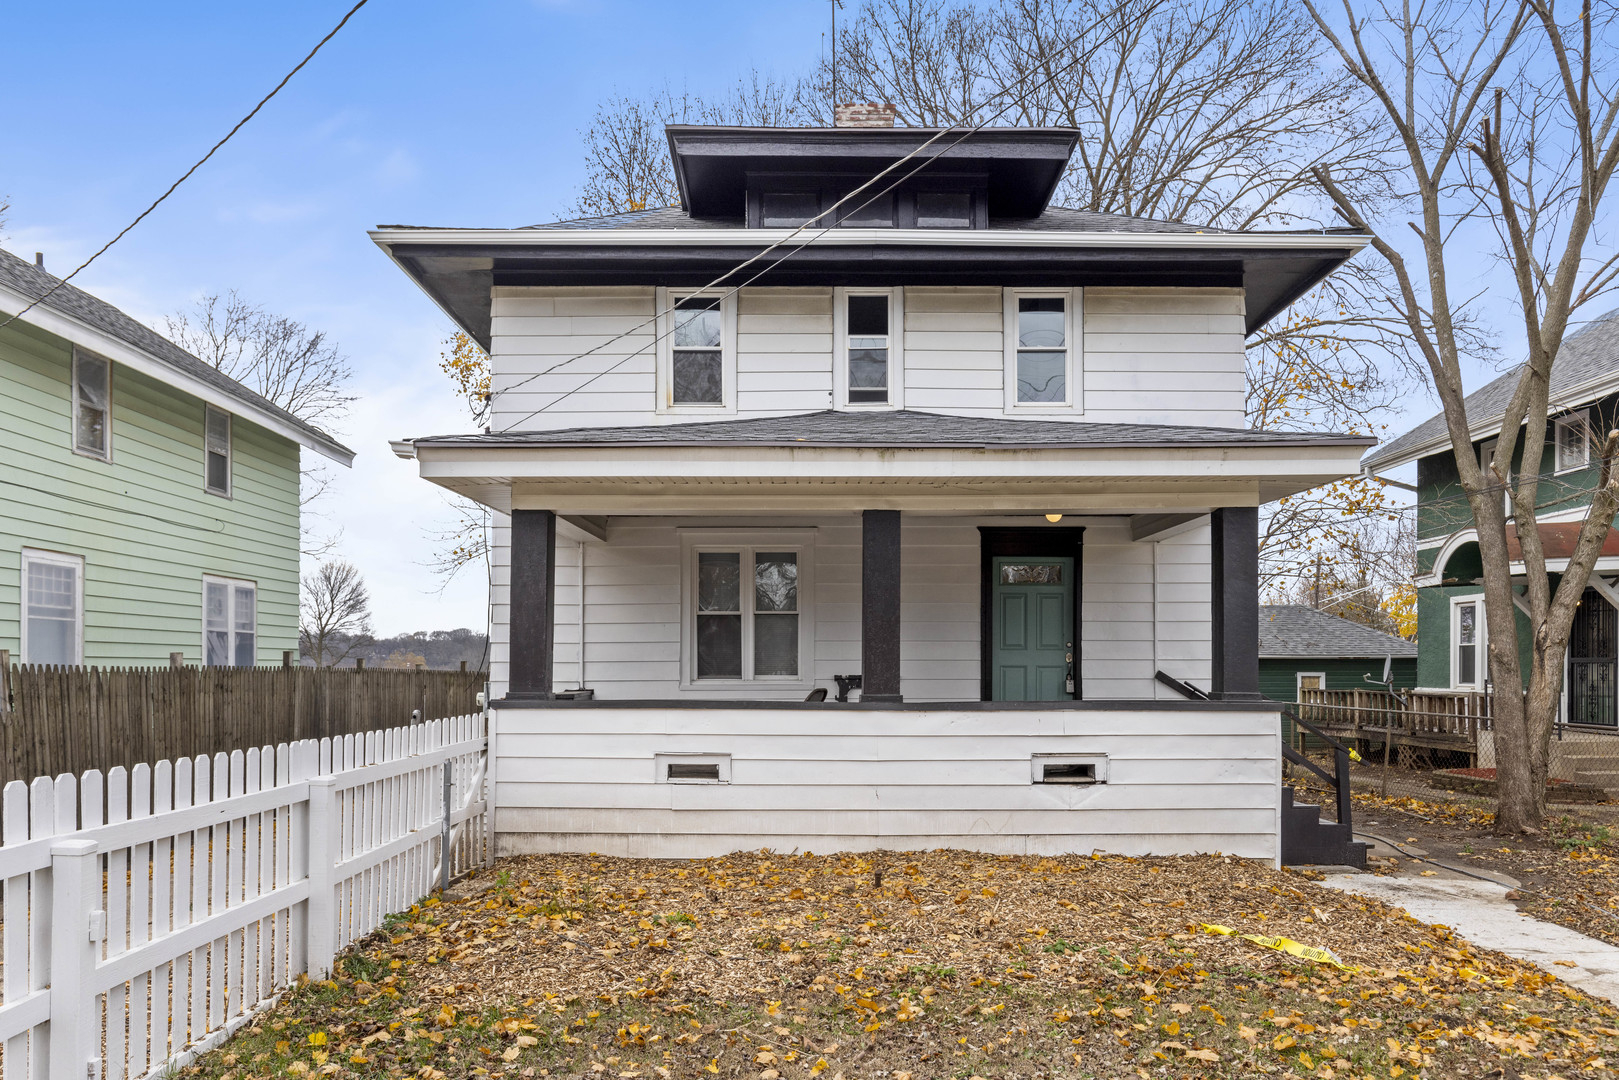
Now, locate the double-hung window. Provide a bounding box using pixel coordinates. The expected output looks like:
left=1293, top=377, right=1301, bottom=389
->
left=1452, top=598, right=1483, bottom=689
left=72, top=348, right=111, bottom=459
left=1004, top=290, right=1080, bottom=411
left=204, top=576, right=256, bottom=667
left=658, top=289, right=734, bottom=411
left=1555, top=410, right=1592, bottom=473
left=21, top=549, right=83, bottom=666
left=682, top=532, right=814, bottom=687
left=835, top=289, right=903, bottom=407
left=205, top=405, right=232, bottom=496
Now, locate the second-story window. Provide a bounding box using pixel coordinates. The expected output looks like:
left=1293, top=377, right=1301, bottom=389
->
left=1555, top=410, right=1591, bottom=473
left=73, top=348, right=111, bottom=460
left=1016, top=297, right=1067, bottom=403
left=205, top=405, right=232, bottom=496
left=672, top=296, right=724, bottom=405
left=847, top=294, right=890, bottom=404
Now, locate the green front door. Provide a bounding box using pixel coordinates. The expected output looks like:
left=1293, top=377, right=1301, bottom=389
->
left=991, top=556, right=1075, bottom=701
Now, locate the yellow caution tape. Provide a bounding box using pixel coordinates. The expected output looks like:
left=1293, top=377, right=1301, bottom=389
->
left=1198, top=924, right=1357, bottom=972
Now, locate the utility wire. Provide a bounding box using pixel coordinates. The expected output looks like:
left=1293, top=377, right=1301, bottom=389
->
left=485, top=2, right=1131, bottom=429
left=0, top=0, right=371, bottom=331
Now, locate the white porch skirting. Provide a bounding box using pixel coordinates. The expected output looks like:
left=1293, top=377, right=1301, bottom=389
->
left=489, top=704, right=1282, bottom=861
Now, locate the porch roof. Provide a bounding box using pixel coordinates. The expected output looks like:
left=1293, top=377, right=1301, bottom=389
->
left=397, top=411, right=1373, bottom=516
left=405, top=409, right=1373, bottom=452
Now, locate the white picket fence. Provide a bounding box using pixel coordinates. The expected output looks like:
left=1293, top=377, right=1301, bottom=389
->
left=0, top=713, right=489, bottom=1080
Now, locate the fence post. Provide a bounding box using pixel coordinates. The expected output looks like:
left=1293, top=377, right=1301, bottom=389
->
left=306, top=777, right=339, bottom=979
left=440, top=762, right=453, bottom=893
left=49, top=837, right=101, bottom=1080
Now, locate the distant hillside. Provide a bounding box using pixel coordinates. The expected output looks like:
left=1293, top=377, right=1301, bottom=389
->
left=302, top=628, right=489, bottom=671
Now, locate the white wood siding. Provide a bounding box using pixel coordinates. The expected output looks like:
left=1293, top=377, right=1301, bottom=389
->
left=487, top=286, right=1245, bottom=430
left=487, top=514, right=1213, bottom=702
left=490, top=705, right=1280, bottom=859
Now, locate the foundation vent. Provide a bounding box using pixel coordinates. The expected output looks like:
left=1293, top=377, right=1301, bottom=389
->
left=1031, top=753, right=1108, bottom=784
left=657, top=753, right=732, bottom=784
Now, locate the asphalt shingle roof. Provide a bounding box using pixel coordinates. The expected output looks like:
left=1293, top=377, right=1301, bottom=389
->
left=1258, top=604, right=1417, bottom=660
left=506, top=204, right=1232, bottom=234
left=0, top=247, right=353, bottom=461
left=1365, top=306, right=1619, bottom=469
left=410, top=409, right=1374, bottom=450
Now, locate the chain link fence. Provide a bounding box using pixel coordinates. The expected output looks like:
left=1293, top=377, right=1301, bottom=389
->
left=1283, top=687, right=1618, bottom=822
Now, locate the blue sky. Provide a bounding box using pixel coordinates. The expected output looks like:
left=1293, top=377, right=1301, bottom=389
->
left=1, top=1, right=832, bottom=634
left=4, top=3, right=1593, bottom=633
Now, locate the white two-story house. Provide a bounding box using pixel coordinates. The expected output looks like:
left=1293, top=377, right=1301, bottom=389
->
left=378, top=110, right=1371, bottom=862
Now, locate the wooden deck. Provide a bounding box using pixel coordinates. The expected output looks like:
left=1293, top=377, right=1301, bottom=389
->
left=1295, top=688, right=1489, bottom=760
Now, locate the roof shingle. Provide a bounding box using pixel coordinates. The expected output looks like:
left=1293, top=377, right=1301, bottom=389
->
left=409, top=409, right=1374, bottom=450
left=1366, top=306, right=1619, bottom=469
left=1258, top=604, right=1417, bottom=659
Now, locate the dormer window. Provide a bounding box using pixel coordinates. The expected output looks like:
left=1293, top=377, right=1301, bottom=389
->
left=760, top=191, right=821, bottom=228
left=916, top=191, right=972, bottom=228
left=839, top=193, right=895, bottom=228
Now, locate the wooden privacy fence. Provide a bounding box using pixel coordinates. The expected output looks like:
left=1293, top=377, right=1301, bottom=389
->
left=0, top=713, right=489, bottom=1080
left=1296, top=687, right=1492, bottom=757
left=0, top=662, right=485, bottom=787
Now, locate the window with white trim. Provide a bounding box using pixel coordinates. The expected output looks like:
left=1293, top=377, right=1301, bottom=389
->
left=72, top=348, right=111, bottom=460
left=21, top=549, right=83, bottom=666
left=657, top=289, right=735, bottom=412
left=681, top=531, right=814, bottom=687
left=204, top=576, right=256, bottom=668
left=205, top=405, right=232, bottom=496
left=834, top=288, right=903, bottom=408
left=1004, top=289, right=1081, bottom=411
left=1296, top=671, right=1326, bottom=698
left=1555, top=411, right=1591, bottom=473
left=1452, top=597, right=1484, bottom=689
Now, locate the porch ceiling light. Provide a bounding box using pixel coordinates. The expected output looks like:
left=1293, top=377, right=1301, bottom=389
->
left=1045, top=513, right=1063, bottom=523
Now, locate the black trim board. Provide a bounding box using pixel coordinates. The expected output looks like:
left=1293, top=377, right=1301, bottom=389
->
left=491, top=696, right=1280, bottom=712
left=979, top=526, right=1085, bottom=702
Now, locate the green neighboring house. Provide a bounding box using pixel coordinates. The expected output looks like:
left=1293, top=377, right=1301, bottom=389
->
left=1365, top=307, right=1619, bottom=724
left=1259, top=604, right=1418, bottom=702
left=0, top=247, right=353, bottom=668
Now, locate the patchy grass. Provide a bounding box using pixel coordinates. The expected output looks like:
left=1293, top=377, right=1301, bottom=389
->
left=184, top=851, right=1619, bottom=1079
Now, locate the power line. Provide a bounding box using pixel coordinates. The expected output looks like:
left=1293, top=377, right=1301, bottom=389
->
left=485, top=1, right=1135, bottom=429
left=0, top=0, right=371, bottom=331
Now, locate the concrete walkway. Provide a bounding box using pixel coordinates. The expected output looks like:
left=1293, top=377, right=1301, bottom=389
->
left=1320, top=855, right=1619, bottom=1003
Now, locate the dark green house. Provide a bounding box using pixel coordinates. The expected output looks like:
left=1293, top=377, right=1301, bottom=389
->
left=1365, top=307, right=1619, bottom=725
left=1259, top=604, right=1417, bottom=702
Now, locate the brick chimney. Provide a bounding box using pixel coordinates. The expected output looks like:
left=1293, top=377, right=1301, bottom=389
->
left=834, top=103, right=898, bottom=128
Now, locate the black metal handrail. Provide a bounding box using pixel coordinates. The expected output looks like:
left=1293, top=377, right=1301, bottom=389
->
left=1153, top=670, right=1210, bottom=700
left=1282, top=705, right=1354, bottom=829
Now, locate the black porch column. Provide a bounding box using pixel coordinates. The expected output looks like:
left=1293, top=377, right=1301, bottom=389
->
left=1209, top=506, right=1262, bottom=700
left=861, top=509, right=903, bottom=703
left=509, top=509, right=557, bottom=699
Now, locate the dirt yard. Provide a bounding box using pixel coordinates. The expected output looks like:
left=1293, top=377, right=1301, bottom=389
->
left=183, top=850, right=1619, bottom=1080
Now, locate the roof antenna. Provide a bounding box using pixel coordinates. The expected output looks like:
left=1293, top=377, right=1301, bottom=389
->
left=830, top=0, right=843, bottom=114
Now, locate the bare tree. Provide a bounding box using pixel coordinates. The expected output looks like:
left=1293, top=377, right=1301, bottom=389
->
left=1303, top=0, right=1619, bottom=833
left=570, top=76, right=812, bottom=218
left=299, top=560, right=373, bottom=667
left=165, top=291, right=354, bottom=428
left=165, top=291, right=355, bottom=558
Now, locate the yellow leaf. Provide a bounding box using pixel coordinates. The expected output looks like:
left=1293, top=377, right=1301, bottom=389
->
left=1272, top=1034, right=1296, bottom=1051
left=1186, top=1048, right=1219, bottom=1062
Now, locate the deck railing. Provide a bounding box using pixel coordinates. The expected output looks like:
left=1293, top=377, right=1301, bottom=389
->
left=1295, top=687, right=1491, bottom=753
